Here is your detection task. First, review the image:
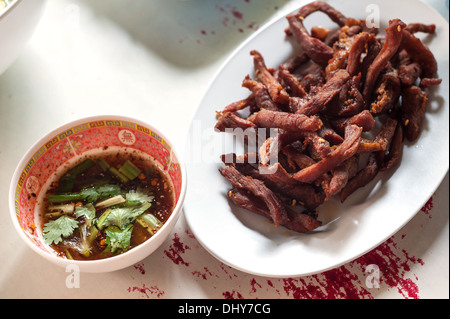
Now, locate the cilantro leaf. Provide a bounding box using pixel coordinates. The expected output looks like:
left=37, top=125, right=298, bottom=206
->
left=74, top=203, right=96, bottom=220
left=102, top=202, right=151, bottom=229
left=125, top=188, right=154, bottom=204
left=97, top=184, right=122, bottom=198
left=80, top=187, right=99, bottom=202
left=105, top=225, right=133, bottom=253
left=74, top=203, right=96, bottom=228
left=43, top=215, right=79, bottom=245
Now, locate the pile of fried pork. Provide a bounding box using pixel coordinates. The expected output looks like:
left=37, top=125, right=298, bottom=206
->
left=215, top=1, right=442, bottom=233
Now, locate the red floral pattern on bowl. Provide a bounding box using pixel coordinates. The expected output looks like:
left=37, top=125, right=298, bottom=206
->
left=12, top=117, right=183, bottom=255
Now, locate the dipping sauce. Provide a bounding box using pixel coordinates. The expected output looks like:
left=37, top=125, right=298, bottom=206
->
left=40, top=151, right=175, bottom=260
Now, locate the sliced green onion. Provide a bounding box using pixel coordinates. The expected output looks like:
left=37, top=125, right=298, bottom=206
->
left=97, top=158, right=110, bottom=172
left=48, top=203, right=75, bottom=213
left=109, top=167, right=129, bottom=183
left=48, top=193, right=83, bottom=204
left=57, top=175, right=76, bottom=194
left=79, top=224, right=91, bottom=257
left=87, top=225, right=99, bottom=246
left=119, top=160, right=142, bottom=180
left=96, top=208, right=112, bottom=231
left=136, top=213, right=162, bottom=235
left=45, top=203, right=76, bottom=218
left=67, top=158, right=95, bottom=176
left=65, top=249, right=74, bottom=260
left=57, top=159, right=96, bottom=194
left=95, top=195, right=126, bottom=209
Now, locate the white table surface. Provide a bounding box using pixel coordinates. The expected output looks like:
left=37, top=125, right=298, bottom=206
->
left=0, top=0, right=448, bottom=299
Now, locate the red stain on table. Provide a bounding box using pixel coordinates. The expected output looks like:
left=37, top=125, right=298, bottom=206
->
left=214, top=3, right=259, bottom=32
left=179, top=1, right=263, bottom=44
left=223, top=290, right=244, bottom=299
left=185, top=228, right=196, bottom=240
left=250, top=278, right=262, bottom=294
left=420, top=196, right=433, bottom=218
left=219, top=263, right=239, bottom=280
left=127, top=283, right=165, bottom=298
left=231, top=7, right=244, bottom=20
left=164, top=232, right=191, bottom=266
left=192, top=267, right=215, bottom=280
left=277, top=234, right=425, bottom=299
left=133, top=263, right=146, bottom=275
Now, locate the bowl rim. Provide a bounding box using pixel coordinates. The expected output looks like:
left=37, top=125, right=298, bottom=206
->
left=0, top=0, right=23, bottom=19
left=8, top=114, right=187, bottom=271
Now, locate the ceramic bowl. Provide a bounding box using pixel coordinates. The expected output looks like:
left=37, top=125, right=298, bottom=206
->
left=9, top=115, right=187, bottom=273
left=0, top=0, right=47, bottom=75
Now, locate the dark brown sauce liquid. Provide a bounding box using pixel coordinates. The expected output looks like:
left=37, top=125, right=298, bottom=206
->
left=41, top=150, right=175, bottom=260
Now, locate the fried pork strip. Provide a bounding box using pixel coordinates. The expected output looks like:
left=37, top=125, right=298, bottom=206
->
left=242, top=75, right=281, bottom=111
left=247, top=109, right=323, bottom=132
left=293, top=125, right=362, bottom=183
left=296, top=1, right=348, bottom=26
left=373, top=116, right=399, bottom=151
left=381, top=123, right=403, bottom=171
left=259, top=162, right=326, bottom=210
left=405, top=23, right=436, bottom=34
left=346, top=32, right=374, bottom=76
left=219, top=165, right=289, bottom=226
left=277, top=64, right=307, bottom=97
left=401, top=29, right=439, bottom=80
left=330, top=110, right=375, bottom=135
left=328, top=74, right=365, bottom=117
left=328, top=156, right=359, bottom=198
left=286, top=14, right=333, bottom=67
left=398, top=49, right=422, bottom=86
left=228, top=188, right=322, bottom=233
left=296, top=69, right=351, bottom=116
left=222, top=153, right=325, bottom=210
left=285, top=0, right=350, bottom=67
left=339, top=152, right=382, bottom=202
left=401, top=85, right=428, bottom=142
left=339, top=117, right=398, bottom=201
left=220, top=95, right=255, bottom=113
left=214, top=112, right=256, bottom=132
left=370, top=67, right=402, bottom=114
left=251, top=50, right=290, bottom=105
left=363, top=19, right=406, bottom=101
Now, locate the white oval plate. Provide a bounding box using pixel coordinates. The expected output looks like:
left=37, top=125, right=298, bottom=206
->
left=183, top=0, right=449, bottom=277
